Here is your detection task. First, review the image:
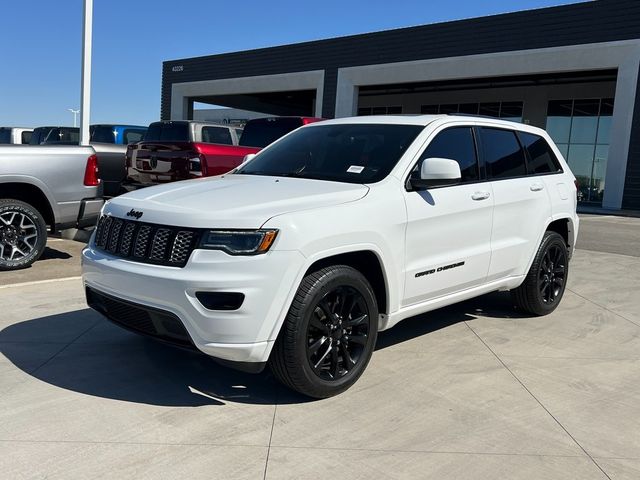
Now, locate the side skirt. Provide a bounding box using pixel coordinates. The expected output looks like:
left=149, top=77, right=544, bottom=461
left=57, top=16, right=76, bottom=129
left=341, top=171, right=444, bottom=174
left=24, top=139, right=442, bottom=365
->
left=382, top=275, right=526, bottom=331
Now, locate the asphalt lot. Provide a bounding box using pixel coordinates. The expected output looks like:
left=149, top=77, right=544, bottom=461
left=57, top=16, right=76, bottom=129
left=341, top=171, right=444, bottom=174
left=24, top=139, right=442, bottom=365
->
left=1, top=215, right=639, bottom=479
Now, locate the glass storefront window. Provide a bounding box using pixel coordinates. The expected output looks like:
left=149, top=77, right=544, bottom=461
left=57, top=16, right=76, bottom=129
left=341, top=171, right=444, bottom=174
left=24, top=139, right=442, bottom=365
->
left=570, top=99, right=599, bottom=144
left=499, top=102, right=523, bottom=123
left=358, top=106, right=403, bottom=116
left=546, top=100, right=572, bottom=144
left=479, top=102, right=500, bottom=117
left=418, top=101, right=523, bottom=122
left=592, top=144, right=609, bottom=203
left=439, top=104, right=459, bottom=114
left=459, top=103, right=479, bottom=115
left=546, top=98, right=614, bottom=205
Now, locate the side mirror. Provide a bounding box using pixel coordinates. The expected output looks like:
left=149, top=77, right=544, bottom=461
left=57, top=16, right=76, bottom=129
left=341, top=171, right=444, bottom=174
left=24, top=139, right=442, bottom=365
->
left=409, top=157, right=461, bottom=190
left=242, top=153, right=256, bottom=165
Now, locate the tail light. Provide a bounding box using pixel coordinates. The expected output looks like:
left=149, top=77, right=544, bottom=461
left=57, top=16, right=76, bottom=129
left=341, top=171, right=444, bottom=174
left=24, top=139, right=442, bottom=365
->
left=190, top=144, right=208, bottom=177
left=83, top=154, right=100, bottom=186
left=188, top=153, right=208, bottom=177
left=125, top=145, right=133, bottom=168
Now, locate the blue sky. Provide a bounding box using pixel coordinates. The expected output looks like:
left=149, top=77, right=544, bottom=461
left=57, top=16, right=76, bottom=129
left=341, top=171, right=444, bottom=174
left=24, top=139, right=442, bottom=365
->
left=0, top=0, right=584, bottom=128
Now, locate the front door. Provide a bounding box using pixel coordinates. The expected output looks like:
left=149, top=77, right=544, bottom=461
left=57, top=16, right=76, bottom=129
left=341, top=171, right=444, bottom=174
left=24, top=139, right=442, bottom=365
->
left=403, top=126, right=493, bottom=307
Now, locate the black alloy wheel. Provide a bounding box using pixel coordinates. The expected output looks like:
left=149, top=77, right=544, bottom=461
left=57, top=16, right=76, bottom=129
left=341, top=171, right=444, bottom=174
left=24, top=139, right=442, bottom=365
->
left=512, top=231, right=569, bottom=316
left=538, top=243, right=567, bottom=305
left=306, top=285, right=370, bottom=381
left=270, top=265, right=378, bottom=398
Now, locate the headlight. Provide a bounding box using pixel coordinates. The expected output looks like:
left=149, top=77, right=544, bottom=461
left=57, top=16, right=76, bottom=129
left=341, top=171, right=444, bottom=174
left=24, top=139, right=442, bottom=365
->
left=199, top=229, right=278, bottom=255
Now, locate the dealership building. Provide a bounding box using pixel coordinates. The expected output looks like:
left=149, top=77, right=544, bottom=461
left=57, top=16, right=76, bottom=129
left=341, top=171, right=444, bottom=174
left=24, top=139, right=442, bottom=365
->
left=161, top=0, right=640, bottom=211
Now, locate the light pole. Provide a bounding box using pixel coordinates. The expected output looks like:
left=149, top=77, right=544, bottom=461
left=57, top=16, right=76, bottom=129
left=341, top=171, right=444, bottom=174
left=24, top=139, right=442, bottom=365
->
left=79, top=0, right=93, bottom=145
left=68, top=109, right=80, bottom=128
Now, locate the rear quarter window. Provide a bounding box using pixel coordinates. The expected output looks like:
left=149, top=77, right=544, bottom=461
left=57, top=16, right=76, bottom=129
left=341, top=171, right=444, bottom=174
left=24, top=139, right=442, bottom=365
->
left=517, top=131, right=563, bottom=175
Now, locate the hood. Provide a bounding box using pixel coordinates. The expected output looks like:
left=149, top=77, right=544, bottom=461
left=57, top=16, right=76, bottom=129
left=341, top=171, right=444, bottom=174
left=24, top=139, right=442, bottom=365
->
left=104, top=174, right=369, bottom=228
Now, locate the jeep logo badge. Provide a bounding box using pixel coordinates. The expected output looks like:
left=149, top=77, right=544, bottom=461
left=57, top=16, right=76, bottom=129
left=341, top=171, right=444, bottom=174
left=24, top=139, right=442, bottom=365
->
left=126, top=209, right=143, bottom=220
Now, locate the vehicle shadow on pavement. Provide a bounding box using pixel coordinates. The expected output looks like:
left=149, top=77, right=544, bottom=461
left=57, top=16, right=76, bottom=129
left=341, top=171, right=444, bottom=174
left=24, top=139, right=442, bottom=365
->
left=39, top=246, right=72, bottom=261
left=0, top=292, right=528, bottom=406
left=376, top=291, right=528, bottom=351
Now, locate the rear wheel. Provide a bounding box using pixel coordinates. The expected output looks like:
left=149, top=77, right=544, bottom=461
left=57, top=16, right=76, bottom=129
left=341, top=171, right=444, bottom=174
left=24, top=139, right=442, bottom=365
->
left=512, top=231, right=568, bottom=316
left=0, top=199, right=47, bottom=271
left=270, top=265, right=378, bottom=398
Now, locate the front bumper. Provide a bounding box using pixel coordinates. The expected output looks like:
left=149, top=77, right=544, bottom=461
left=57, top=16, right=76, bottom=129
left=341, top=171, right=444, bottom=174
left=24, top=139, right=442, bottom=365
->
left=82, top=244, right=306, bottom=364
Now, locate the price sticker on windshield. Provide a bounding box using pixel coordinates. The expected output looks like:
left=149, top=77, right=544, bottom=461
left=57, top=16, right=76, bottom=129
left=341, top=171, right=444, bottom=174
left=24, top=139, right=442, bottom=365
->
left=347, top=165, right=365, bottom=174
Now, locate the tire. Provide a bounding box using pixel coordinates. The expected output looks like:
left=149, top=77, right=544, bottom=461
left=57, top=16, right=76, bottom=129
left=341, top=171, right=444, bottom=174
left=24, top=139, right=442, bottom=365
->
left=512, top=231, right=569, bottom=316
left=270, top=265, right=379, bottom=399
left=0, top=199, right=47, bottom=271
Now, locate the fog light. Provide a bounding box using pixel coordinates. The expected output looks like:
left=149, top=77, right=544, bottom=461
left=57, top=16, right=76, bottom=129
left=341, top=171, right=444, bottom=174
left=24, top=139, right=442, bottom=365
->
left=195, top=292, right=245, bottom=311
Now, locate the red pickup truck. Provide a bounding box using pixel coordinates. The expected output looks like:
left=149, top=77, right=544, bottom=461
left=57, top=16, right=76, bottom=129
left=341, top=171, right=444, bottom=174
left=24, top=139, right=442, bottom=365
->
left=126, top=117, right=321, bottom=187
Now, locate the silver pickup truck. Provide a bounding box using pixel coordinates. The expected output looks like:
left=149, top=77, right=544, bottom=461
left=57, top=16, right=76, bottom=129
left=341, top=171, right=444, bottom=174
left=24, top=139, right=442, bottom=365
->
left=0, top=145, right=103, bottom=271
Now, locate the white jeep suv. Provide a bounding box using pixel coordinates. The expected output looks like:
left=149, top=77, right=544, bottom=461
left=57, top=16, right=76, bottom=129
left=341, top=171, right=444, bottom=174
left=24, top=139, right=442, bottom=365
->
left=82, top=115, right=578, bottom=398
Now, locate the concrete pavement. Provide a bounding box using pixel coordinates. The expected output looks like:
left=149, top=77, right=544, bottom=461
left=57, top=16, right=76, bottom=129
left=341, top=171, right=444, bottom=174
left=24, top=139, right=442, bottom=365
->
left=0, top=217, right=639, bottom=479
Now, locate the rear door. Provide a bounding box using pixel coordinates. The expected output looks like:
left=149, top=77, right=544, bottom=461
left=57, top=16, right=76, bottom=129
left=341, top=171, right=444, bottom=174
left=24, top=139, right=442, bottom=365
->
left=402, top=126, right=494, bottom=306
left=478, top=126, right=552, bottom=280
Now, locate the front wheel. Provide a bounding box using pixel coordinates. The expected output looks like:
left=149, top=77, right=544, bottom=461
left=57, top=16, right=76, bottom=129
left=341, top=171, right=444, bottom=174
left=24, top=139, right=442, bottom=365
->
left=0, top=199, right=47, bottom=271
left=512, top=231, right=569, bottom=316
left=270, top=265, right=378, bottom=398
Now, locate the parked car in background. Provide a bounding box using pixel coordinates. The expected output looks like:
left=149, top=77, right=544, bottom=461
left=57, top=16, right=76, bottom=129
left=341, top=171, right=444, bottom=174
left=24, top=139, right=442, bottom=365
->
left=0, top=127, right=33, bottom=145
left=125, top=117, right=322, bottom=188
left=0, top=145, right=103, bottom=270
left=27, top=124, right=146, bottom=197
left=83, top=115, right=578, bottom=398
left=89, top=125, right=147, bottom=197
left=29, top=126, right=79, bottom=145
left=90, top=124, right=147, bottom=145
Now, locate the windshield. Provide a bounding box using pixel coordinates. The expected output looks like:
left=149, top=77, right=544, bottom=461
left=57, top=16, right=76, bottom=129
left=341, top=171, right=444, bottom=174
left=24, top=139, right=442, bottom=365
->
left=237, top=123, right=423, bottom=184
left=0, top=129, right=11, bottom=144
left=239, top=118, right=303, bottom=148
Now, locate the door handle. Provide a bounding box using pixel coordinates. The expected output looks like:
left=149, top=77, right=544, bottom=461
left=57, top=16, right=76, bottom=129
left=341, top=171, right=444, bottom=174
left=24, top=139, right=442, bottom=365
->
left=530, top=183, right=545, bottom=192
left=471, top=191, right=491, bottom=201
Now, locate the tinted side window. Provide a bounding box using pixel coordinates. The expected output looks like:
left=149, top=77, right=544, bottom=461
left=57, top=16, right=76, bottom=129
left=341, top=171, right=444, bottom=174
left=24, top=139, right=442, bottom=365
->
left=202, top=126, right=233, bottom=145
left=0, top=129, right=11, bottom=144
left=91, top=126, right=116, bottom=143
left=517, top=131, right=562, bottom=175
left=479, top=127, right=526, bottom=179
left=123, top=129, right=145, bottom=144
left=21, top=131, right=32, bottom=144
left=414, top=127, right=479, bottom=182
